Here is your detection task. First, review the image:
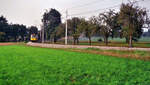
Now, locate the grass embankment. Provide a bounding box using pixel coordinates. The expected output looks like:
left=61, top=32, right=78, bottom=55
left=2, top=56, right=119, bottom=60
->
left=0, top=45, right=150, bottom=85
left=79, top=42, right=150, bottom=48
left=45, top=41, right=150, bottom=48
left=61, top=47, right=150, bottom=61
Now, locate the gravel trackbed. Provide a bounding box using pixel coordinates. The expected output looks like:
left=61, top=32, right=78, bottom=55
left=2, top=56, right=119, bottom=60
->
left=27, top=42, right=150, bottom=51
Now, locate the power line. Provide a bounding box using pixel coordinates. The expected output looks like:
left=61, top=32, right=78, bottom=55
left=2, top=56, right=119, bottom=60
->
left=68, top=0, right=106, bottom=10
left=69, top=4, right=120, bottom=16
left=68, top=0, right=146, bottom=16
left=59, top=0, right=148, bottom=16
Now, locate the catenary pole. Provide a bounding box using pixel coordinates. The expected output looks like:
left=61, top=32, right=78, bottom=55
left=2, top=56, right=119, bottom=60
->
left=42, top=25, right=44, bottom=43
left=65, top=10, right=68, bottom=45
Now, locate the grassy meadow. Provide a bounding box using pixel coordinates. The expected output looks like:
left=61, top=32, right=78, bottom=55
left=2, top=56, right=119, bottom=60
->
left=54, top=37, right=150, bottom=48
left=77, top=37, right=150, bottom=48
left=0, top=45, right=150, bottom=85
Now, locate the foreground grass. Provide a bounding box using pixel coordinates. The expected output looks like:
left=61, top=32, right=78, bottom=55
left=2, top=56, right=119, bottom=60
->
left=0, top=45, right=150, bottom=85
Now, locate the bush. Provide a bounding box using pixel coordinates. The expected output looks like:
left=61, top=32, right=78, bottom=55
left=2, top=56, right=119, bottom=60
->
left=98, top=38, right=103, bottom=42
left=0, top=32, right=6, bottom=42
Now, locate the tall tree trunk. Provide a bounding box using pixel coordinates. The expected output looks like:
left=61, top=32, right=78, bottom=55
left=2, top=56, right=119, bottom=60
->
left=77, top=38, right=79, bottom=45
left=129, top=35, right=133, bottom=47
left=22, top=36, right=24, bottom=41
left=15, top=36, right=17, bottom=42
left=104, top=37, right=108, bottom=46
left=104, top=37, right=106, bottom=45
left=45, top=32, right=47, bottom=41
left=54, top=34, right=57, bottom=43
left=126, top=37, right=129, bottom=44
left=89, top=37, right=91, bottom=45
left=54, top=37, right=57, bottom=43
left=106, top=37, right=108, bottom=46
left=75, top=38, right=78, bottom=45
left=73, top=38, right=75, bottom=45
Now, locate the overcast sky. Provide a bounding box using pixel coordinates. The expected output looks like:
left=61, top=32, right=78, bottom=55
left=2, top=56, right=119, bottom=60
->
left=0, top=0, right=150, bottom=29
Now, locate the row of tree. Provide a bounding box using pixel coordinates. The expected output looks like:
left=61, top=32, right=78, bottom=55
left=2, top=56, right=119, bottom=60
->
left=0, top=16, right=38, bottom=42
left=42, top=2, right=150, bottom=47
left=1, top=1, right=149, bottom=47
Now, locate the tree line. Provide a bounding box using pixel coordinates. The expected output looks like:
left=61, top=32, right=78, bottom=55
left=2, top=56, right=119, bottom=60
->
left=42, top=2, right=150, bottom=47
left=0, top=2, right=149, bottom=47
left=0, top=16, right=38, bottom=42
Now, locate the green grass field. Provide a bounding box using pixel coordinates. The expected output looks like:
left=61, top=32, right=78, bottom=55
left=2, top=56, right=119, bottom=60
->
left=79, top=37, right=150, bottom=42
left=77, top=37, right=150, bottom=48
left=0, top=45, right=150, bottom=85
left=56, top=37, right=150, bottom=48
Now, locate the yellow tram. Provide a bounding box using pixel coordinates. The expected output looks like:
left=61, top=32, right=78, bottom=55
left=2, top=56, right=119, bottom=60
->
left=30, top=34, right=38, bottom=42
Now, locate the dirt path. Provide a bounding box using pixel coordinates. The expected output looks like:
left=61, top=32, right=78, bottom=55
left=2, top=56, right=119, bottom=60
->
left=27, top=42, right=150, bottom=51
left=0, top=43, right=16, bottom=46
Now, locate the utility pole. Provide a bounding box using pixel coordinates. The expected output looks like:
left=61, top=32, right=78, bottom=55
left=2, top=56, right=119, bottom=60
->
left=65, top=10, right=68, bottom=45
left=42, top=25, right=44, bottom=43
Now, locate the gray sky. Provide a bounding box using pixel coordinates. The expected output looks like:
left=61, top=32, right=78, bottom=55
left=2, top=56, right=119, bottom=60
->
left=0, top=0, right=150, bottom=29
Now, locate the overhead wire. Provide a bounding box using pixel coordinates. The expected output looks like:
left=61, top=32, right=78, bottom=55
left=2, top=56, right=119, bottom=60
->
left=67, top=0, right=106, bottom=10
left=68, top=0, right=147, bottom=17
left=60, top=0, right=148, bottom=18
left=69, top=4, right=120, bottom=16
